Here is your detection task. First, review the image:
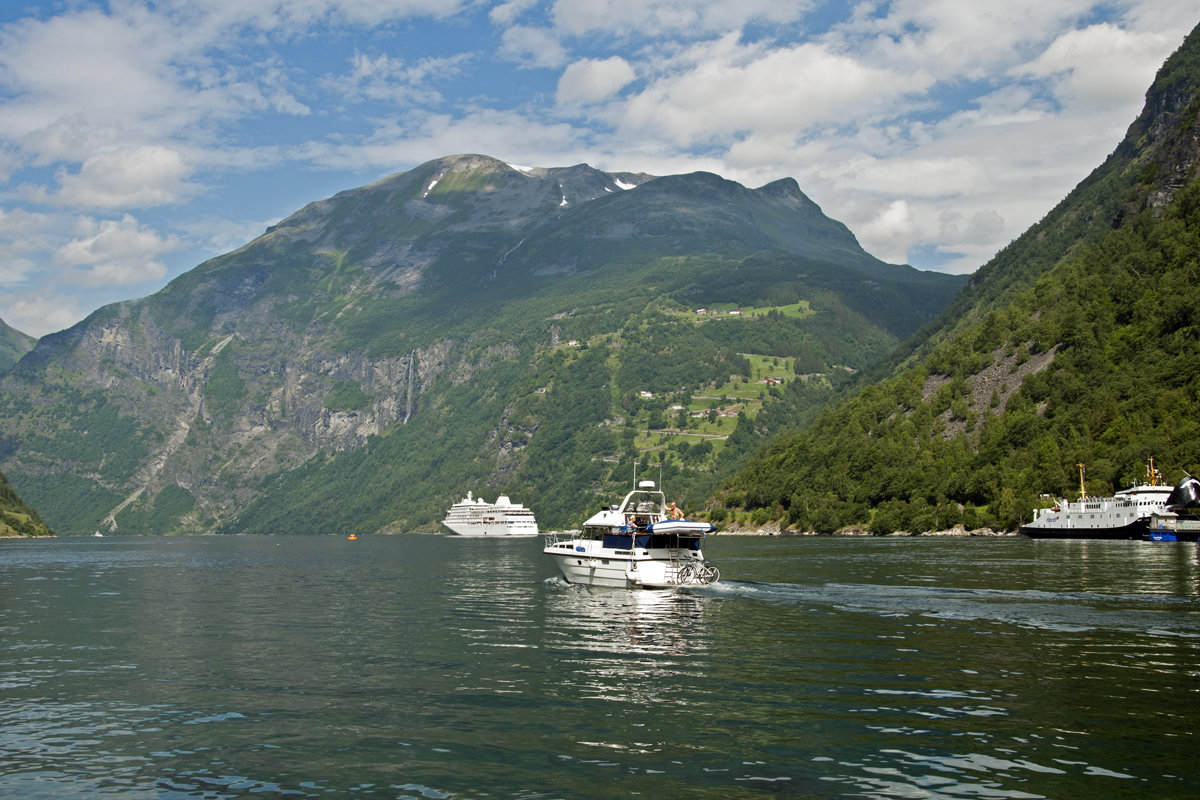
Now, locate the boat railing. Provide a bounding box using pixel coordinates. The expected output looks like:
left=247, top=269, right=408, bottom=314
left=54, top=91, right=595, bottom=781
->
left=544, top=530, right=582, bottom=547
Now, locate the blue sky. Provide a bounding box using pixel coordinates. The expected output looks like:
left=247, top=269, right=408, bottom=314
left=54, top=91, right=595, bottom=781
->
left=0, top=1, right=1194, bottom=337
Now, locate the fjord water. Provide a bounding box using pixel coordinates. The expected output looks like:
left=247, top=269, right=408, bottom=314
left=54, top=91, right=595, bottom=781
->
left=2, top=535, right=1197, bottom=799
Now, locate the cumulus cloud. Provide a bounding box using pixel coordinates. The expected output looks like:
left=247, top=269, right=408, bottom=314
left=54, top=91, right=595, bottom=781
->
left=557, top=56, right=636, bottom=105
left=53, top=214, right=178, bottom=287
left=2, top=294, right=85, bottom=338
left=28, top=145, right=193, bottom=210
left=0, top=207, right=54, bottom=284
left=859, top=200, right=920, bottom=265
left=618, top=34, right=925, bottom=146
left=0, top=0, right=1194, bottom=336
left=939, top=208, right=1005, bottom=245
left=1018, top=24, right=1178, bottom=113
left=550, top=0, right=807, bottom=38
left=0, top=208, right=180, bottom=334
left=500, top=25, right=569, bottom=68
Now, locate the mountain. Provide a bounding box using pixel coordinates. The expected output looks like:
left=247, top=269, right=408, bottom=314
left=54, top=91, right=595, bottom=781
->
left=720, top=22, right=1200, bottom=533
left=0, top=317, right=35, bottom=374
left=0, top=469, right=53, bottom=537
left=0, top=156, right=964, bottom=535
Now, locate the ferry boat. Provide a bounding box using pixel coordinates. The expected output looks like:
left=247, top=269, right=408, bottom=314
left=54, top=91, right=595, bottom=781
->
left=544, top=480, right=719, bottom=588
left=441, top=491, right=539, bottom=537
left=1019, top=460, right=1179, bottom=540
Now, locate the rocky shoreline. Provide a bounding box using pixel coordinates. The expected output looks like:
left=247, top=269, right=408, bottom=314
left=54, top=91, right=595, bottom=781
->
left=719, top=522, right=1017, bottom=537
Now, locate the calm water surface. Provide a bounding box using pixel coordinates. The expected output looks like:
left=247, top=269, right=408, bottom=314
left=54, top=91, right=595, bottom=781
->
left=2, top=535, right=1198, bottom=798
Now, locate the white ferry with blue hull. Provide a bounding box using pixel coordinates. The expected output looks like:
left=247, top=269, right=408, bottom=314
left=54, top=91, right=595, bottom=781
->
left=544, top=480, right=719, bottom=588
left=1020, top=460, right=1194, bottom=540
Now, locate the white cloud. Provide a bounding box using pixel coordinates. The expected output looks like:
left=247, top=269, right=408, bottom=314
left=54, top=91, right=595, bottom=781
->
left=557, top=56, right=635, bottom=105
left=939, top=208, right=1005, bottom=246
left=1019, top=24, right=1178, bottom=113
left=45, top=145, right=194, bottom=209
left=859, top=200, right=920, bottom=264
left=326, top=108, right=587, bottom=171
left=1, top=294, right=86, bottom=338
left=500, top=25, right=569, bottom=69
left=618, top=34, right=926, bottom=146
left=53, top=214, right=178, bottom=287
left=0, top=0, right=1194, bottom=337
left=550, top=0, right=808, bottom=38
left=838, top=0, right=1103, bottom=78
left=490, top=0, right=541, bottom=28
left=0, top=207, right=181, bottom=335
left=322, top=51, right=470, bottom=105
left=0, top=207, right=54, bottom=284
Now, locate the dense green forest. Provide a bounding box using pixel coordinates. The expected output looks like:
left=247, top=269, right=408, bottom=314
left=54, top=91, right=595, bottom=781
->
left=722, top=180, right=1200, bottom=532
left=1, top=153, right=967, bottom=536
left=0, top=469, right=53, bottom=537
left=226, top=301, right=849, bottom=535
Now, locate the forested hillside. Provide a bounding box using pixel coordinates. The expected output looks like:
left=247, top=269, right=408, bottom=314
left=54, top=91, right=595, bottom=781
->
left=721, top=25, right=1200, bottom=533
left=0, top=317, right=34, bottom=375
left=0, top=157, right=962, bottom=535
left=0, top=469, right=53, bottom=537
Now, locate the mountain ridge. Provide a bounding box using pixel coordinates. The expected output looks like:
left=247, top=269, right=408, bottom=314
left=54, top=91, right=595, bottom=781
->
left=0, top=156, right=963, bottom=535
left=0, top=316, right=35, bottom=375
left=719, top=21, right=1200, bottom=533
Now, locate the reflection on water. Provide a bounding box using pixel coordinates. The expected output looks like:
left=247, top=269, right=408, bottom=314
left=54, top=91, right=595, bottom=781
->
left=1, top=535, right=1197, bottom=799
left=541, top=582, right=712, bottom=707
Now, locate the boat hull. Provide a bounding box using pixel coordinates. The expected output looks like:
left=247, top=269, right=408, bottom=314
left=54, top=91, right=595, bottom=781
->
left=546, top=481, right=719, bottom=588
left=543, top=538, right=717, bottom=589
left=1019, top=520, right=1149, bottom=540
left=444, top=523, right=538, bottom=537
left=1143, top=513, right=1200, bottom=542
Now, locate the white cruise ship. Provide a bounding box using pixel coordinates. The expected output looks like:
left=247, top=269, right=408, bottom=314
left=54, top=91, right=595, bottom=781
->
left=441, top=491, right=539, bottom=537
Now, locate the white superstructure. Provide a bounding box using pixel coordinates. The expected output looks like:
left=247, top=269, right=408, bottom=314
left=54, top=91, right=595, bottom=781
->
left=544, top=480, right=719, bottom=588
left=1020, top=459, right=1174, bottom=540
left=442, top=492, right=539, bottom=537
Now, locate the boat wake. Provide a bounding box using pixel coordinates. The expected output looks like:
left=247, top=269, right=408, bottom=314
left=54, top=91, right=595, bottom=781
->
left=700, top=579, right=1200, bottom=637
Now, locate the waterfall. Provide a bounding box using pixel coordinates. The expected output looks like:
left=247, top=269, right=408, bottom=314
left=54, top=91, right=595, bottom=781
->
left=403, top=351, right=416, bottom=423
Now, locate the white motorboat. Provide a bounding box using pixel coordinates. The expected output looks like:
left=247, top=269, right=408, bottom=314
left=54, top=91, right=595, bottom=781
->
left=442, top=491, right=539, bottom=536
left=544, top=480, right=719, bottom=588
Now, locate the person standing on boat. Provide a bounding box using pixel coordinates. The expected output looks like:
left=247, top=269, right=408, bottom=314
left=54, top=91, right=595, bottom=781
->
left=668, top=502, right=684, bottom=520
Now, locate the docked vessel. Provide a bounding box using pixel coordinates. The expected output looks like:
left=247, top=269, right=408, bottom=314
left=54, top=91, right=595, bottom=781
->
left=441, top=491, right=539, bottom=537
left=1145, top=474, right=1200, bottom=541
left=544, top=480, right=719, bottom=588
left=1020, top=460, right=1183, bottom=540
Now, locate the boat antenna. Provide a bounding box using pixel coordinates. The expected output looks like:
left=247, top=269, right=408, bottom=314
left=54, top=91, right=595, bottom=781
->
left=1078, top=463, right=1086, bottom=500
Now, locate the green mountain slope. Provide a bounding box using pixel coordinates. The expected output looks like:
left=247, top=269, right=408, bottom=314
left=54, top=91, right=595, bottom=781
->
left=721, top=23, right=1200, bottom=533
left=0, top=317, right=35, bottom=375
left=0, top=156, right=964, bottom=535
left=889, top=23, right=1200, bottom=373
left=0, top=469, right=53, bottom=537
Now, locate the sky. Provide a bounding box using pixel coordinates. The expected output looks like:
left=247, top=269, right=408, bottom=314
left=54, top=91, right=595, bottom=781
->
left=0, top=1, right=1195, bottom=337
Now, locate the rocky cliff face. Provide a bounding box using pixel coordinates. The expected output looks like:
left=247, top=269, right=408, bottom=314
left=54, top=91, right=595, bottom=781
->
left=0, top=154, right=965, bottom=535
